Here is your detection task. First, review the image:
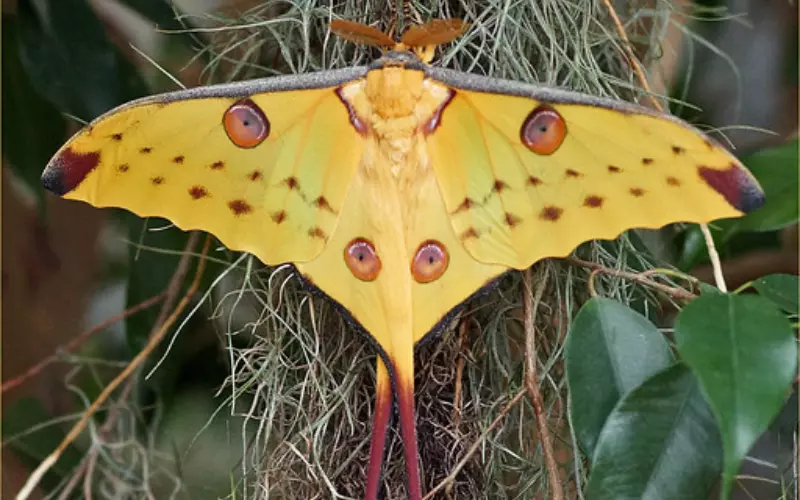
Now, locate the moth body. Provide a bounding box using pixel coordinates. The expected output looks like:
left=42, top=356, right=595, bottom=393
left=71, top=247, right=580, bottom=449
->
left=341, top=59, right=453, bottom=183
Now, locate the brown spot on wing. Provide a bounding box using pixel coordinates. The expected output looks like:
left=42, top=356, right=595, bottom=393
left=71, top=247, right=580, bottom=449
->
left=539, top=206, right=563, bottom=221
left=284, top=176, right=300, bottom=190
left=453, top=197, right=475, bottom=214
left=492, top=180, right=509, bottom=193
left=460, top=227, right=479, bottom=241
left=629, top=187, right=645, bottom=197
left=666, top=176, right=681, bottom=186
left=151, top=176, right=165, bottom=185
left=210, top=161, right=225, bottom=170
left=308, top=226, right=327, bottom=240
left=607, top=165, right=622, bottom=174
left=228, top=199, right=252, bottom=215
left=271, top=210, right=287, bottom=224
left=189, top=186, right=210, bottom=199
left=314, top=196, right=336, bottom=214
left=565, top=169, right=582, bottom=178
left=111, top=133, right=123, bottom=141
left=117, top=164, right=130, bottom=173
left=642, top=158, right=654, bottom=165
left=527, top=176, right=543, bottom=186
left=41, top=147, right=101, bottom=195
left=248, top=170, right=263, bottom=181
left=139, top=147, right=152, bottom=154
left=504, top=212, right=522, bottom=228
left=672, top=146, right=685, bottom=155
left=173, top=155, right=185, bottom=164
left=583, top=195, right=603, bottom=208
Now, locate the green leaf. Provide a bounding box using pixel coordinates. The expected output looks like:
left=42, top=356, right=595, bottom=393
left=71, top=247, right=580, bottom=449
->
left=1, top=17, right=66, bottom=201
left=674, top=294, right=796, bottom=499
left=3, top=398, right=85, bottom=495
left=17, top=0, right=147, bottom=120
left=698, top=282, right=725, bottom=295
left=565, top=298, right=673, bottom=457
left=735, top=139, right=799, bottom=232
left=677, top=139, right=798, bottom=270
left=752, top=273, right=799, bottom=314
left=586, top=363, right=722, bottom=500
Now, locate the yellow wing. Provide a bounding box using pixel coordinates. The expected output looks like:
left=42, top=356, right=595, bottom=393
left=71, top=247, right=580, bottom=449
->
left=424, top=72, right=765, bottom=269
left=41, top=70, right=367, bottom=265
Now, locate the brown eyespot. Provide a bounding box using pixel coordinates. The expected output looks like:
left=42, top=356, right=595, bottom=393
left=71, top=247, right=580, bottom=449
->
left=345, top=238, right=381, bottom=281
left=411, top=240, right=449, bottom=283
left=520, top=105, right=566, bottom=155
left=223, top=99, right=269, bottom=148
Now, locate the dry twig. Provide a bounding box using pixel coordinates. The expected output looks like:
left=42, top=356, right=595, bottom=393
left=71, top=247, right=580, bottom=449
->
left=522, top=267, right=563, bottom=500
left=17, top=233, right=210, bottom=500
left=423, top=387, right=527, bottom=499
left=567, top=257, right=697, bottom=301
left=2, top=293, right=165, bottom=394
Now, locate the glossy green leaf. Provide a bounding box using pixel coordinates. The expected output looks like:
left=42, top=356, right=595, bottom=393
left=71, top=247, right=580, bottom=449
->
left=752, top=273, right=799, bottom=314
left=586, top=363, right=722, bottom=500
left=17, top=0, right=147, bottom=120
left=674, top=294, right=796, bottom=499
left=677, top=139, right=798, bottom=270
left=698, top=282, right=725, bottom=295
left=736, top=139, right=799, bottom=232
left=565, top=298, right=673, bottom=457
left=2, top=17, right=65, bottom=201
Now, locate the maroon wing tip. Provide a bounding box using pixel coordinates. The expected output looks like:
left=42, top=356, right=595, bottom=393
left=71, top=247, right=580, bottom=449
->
left=41, top=148, right=100, bottom=196
left=698, top=164, right=765, bottom=214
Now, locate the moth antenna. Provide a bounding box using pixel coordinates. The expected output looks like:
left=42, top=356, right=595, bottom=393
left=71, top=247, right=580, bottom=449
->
left=400, top=18, right=468, bottom=48
left=329, top=19, right=395, bottom=48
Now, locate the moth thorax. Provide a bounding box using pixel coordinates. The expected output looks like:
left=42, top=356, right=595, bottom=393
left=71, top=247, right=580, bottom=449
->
left=370, top=115, right=418, bottom=173
left=365, top=67, right=426, bottom=119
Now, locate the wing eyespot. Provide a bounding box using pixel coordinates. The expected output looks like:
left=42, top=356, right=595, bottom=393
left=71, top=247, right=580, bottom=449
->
left=411, top=240, right=449, bottom=284
left=345, top=238, right=381, bottom=281
left=520, top=105, right=566, bottom=155
left=223, top=99, right=270, bottom=148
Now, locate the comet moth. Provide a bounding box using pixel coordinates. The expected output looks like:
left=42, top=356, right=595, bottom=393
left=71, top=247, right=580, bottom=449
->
left=41, top=17, right=765, bottom=500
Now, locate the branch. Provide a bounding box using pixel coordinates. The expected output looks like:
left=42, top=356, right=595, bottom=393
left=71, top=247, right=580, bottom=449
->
left=17, top=233, right=210, bottom=500
left=522, top=267, right=563, bottom=500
